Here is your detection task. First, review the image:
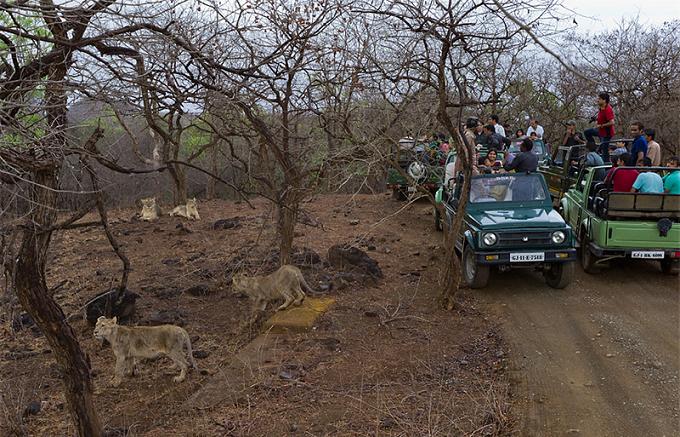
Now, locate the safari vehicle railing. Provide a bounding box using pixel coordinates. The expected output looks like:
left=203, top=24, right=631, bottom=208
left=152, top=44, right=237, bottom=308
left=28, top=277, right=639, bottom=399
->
left=590, top=166, right=680, bottom=220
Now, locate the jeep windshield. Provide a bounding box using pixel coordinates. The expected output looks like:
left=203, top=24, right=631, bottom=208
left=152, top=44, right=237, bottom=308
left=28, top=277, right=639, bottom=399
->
left=470, top=174, right=548, bottom=203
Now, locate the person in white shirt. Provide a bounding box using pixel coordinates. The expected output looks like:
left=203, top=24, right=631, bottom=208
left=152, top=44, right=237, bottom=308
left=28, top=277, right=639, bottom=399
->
left=526, top=118, right=544, bottom=139
left=488, top=114, right=506, bottom=138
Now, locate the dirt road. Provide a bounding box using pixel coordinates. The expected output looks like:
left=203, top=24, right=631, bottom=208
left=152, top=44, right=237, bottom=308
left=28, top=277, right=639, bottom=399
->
left=480, top=260, right=679, bottom=436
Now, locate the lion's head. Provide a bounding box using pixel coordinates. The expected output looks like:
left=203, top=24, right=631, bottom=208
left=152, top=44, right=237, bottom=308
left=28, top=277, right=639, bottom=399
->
left=93, top=316, right=118, bottom=343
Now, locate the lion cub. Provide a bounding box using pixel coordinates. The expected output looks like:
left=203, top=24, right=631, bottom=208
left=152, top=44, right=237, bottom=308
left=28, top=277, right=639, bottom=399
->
left=93, top=316, right=197, bottom=386
left=139, top=197, right=161, bottom=221
left=169, top=198, right=200, bottom=220
left=232, top=265, right=313, bottom=312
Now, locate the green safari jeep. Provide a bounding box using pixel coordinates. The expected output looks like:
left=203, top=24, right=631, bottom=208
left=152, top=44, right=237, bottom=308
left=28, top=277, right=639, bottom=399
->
left=439, top=172, right=577, bottom=288
left=561, top=165, right=680, bottom=274
left=387, top=137, right=446, bottom=199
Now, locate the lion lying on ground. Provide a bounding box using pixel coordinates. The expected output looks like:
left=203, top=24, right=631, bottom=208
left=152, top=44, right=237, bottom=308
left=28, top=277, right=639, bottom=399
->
left=169, top=198, right=200, bottom=220
left=139, top=197, right=161, bottom=221
left=93, top=316, right=197, bottom=386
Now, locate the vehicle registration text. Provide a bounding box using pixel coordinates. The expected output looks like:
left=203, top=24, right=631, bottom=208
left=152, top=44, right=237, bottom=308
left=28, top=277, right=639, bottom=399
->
left=510, top=252, right=545, bottom=262
left=631, top=251, right=664, bottom=259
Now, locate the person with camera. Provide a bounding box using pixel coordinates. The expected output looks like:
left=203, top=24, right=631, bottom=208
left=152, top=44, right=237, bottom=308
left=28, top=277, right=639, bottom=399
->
left=583, top=92, right=615, bottom=162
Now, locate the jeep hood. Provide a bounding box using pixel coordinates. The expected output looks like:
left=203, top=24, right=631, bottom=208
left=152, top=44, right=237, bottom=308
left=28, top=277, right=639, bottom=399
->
left=467, top=207, right=565, bottom=230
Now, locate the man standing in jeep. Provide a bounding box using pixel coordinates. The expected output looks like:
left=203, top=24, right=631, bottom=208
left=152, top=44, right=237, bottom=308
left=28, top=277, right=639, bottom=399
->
left=584, top=92, right=616, bottom=162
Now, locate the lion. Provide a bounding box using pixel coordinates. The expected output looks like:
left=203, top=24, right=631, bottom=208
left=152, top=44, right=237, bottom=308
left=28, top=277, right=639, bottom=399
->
left=169, top=198, right=200, bottom=220
left=139, top=197, right=161, bottom=221
left=232, top=264, right=314, bottom=313
left=93, top=316, right=197, bottom=386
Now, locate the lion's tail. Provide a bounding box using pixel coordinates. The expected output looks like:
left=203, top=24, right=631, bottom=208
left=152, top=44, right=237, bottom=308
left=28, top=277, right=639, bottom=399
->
left=298, top=271, right=321, bottom=295
left=184, top=330, right=198, bottom=370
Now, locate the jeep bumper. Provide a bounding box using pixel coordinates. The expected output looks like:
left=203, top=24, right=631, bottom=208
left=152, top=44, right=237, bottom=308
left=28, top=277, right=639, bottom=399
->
left=588, top=242, right=680, bottom=259
left=475, top=248, right=577, bottom=265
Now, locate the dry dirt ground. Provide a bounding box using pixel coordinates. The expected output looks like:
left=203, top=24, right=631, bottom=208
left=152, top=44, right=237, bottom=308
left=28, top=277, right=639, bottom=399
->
left=1, top=194, right=512, bottom=436
left=481, top=259, right=679, bottom=437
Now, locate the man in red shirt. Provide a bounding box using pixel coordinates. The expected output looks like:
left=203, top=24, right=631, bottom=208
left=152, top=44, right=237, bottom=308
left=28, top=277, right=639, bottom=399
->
left=584, top=92, right=616, bottom=163
left=604, top=153, right=638, bottom=192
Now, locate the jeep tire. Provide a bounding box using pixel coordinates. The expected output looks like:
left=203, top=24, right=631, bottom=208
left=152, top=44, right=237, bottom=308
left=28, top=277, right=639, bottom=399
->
left=660, top=258, right=679, bottom=275
left=463, top=246, right=490, bottom=289
left=434, top=207, right=443, bottom=231
left=544, top=262, right=574, bottom=289
left=579, top=234, right=600, bottom=274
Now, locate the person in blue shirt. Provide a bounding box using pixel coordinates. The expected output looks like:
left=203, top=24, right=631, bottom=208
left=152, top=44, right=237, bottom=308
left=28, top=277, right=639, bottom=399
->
left=663, top=156, right=680, bottom=194
left=631, top=158, right=664, bottom=193
left=628, top=121, right=648, bottom=166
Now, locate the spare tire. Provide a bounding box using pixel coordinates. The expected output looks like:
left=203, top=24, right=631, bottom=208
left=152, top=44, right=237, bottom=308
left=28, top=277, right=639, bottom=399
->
left=407, top=161, right=427, bottom=182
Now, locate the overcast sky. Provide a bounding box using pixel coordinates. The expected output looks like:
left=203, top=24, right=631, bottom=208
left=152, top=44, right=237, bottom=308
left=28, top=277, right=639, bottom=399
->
left=564, top=0, right=679, bottom=32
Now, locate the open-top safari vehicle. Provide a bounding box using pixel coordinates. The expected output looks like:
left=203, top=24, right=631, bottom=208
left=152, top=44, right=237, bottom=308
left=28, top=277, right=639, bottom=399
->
left=437, top=172, right=576, bottom=289
left=387, top=137, right=446, bottom=200
left=561, top=165, right=680, bottom=274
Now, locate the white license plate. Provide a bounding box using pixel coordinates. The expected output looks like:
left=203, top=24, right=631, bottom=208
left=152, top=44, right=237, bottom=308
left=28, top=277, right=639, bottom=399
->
left=631, top=251, right=664, bottom=259
left=510, top=252, right=545, bottom=262
left=407, top=186, right=416, bottom=193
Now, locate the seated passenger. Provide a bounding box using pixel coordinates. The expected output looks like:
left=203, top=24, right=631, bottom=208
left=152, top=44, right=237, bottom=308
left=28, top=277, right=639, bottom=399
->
left=504, top=138, right=538, bottom=173
left=584, top=141, right=604, bottom=167
left=604, top=153, right=639, bottom=192
left=483, top=149, right=499, bottom=167
left=631, top=158, right=664, bottom=193
left=663, top=156, right=680, bottom=194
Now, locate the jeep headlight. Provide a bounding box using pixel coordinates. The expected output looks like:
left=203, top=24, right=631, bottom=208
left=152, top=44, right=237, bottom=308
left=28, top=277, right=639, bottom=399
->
left=482, top=232, right=498, bottom=246
left=552, top=230, right=566, bottom=244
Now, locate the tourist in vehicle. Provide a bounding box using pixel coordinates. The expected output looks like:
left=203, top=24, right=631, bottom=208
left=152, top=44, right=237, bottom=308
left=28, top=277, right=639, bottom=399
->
left=583, top=92, right=616, bottom=162
left=608, top=142, right=628, bottom=159
left=631, top=158, right=664, bottom=193
left=628, top=122, right=648, bottom=166
left=514, top=128, right=525, bottom=139
left=583, top=141, right=604, bottom=167
left=644, top=128, right=661, bottom=166
left=604, top=153, right=639, bottom=192
left=504, top=138, right=538, bottom=173
left=482, top=124, right=503, bottom=150
left=663, top=156, right=680, bottom=194
left=529, top=131, right=538, bottom=142
left=527, top=118, right=544, bottom=139
left=561, top=120, right=585, bottom=147
left=483, top=149, right=501, bottom=168
left=487, top=114, right=506, bottom=138
left=454, top=118, right=479, bottom=177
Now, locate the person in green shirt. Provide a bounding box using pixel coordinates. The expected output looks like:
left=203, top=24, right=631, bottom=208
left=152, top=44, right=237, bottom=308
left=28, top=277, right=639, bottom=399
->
left=663, top=156, right=680, bottom=194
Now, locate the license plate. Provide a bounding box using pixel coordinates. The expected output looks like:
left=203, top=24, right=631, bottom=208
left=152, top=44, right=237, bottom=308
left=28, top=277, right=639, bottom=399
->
left=631, top=251, right=664, bottom=259
left=510, top=252, right=545, bottom=262
left=407, top=186, right=416, bottom=193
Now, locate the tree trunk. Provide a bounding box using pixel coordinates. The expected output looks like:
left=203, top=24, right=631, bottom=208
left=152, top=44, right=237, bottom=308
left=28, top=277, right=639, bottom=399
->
left=206, top=143, right=218, bottom=199
left=277, top=188, right=298, bottom=266
left=439, top=172, right=471, bottom=310
left=15, top=168, right=102, bottom=437
left=168, top=163, right=188, bottom=205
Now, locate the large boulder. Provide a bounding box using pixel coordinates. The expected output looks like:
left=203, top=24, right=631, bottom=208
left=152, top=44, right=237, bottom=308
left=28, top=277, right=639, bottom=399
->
left=85, top=288, right=139, bottom=325
left=327, top=244, right=383, bottom=278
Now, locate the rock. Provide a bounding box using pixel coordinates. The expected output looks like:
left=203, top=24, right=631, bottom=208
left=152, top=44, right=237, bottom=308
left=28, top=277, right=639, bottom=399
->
left=364, top=311, right=379, bottom=318
left=605, top=353, right=615, bottom=358
left=327, top=244, right=383, bottom=278
left=153, top=288, right=182, bottom=300
left=379, top=417, right=397, bottom=429
left=192, top=350, right=210, bottom=359
left=384, top=248, right=391, bottom=254
left=84, top=288, right=139, bottom=325
left=11, top=312, right=35, bottom=332
left=147, top=309, right=187, bottom=326
left=367, top=245, right=376, bottom=251
left=213, top=217, right=241, bottom=230
left=318, top=338, right=340, bottom=351
left=411, top=251, right=420, bottom=256
left=349, top=219, right=360, bottom=225
left=184, top=284, right=214, bottom=297
left=162, top=258, right=180, bottom=266
left=176, top=223, right=193, bottom=234
left=291, top=247, right=322, bottom=266
left=23, top=400, right=41, bottom=417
